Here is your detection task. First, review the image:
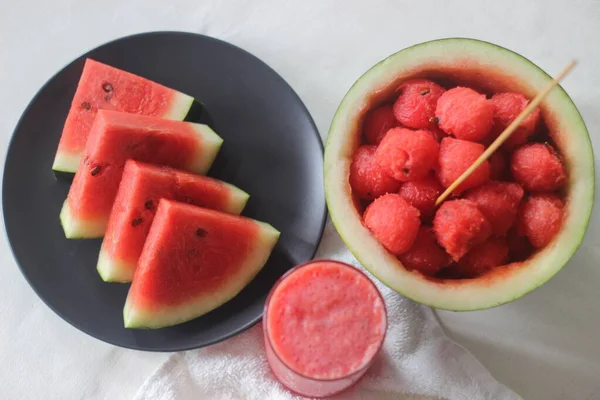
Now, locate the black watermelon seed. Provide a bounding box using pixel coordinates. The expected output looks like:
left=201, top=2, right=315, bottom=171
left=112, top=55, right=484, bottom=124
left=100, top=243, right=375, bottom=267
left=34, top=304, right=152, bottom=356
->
left=196, top=228, right=208, bottom=237
left=90, top=165, right=101, bottom=176
left=131, top=218, right=143, bottom=227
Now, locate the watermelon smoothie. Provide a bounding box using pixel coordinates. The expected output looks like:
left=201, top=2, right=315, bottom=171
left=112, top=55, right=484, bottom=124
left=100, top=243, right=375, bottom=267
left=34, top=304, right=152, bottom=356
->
left=263, top=261, right=387, bottom=398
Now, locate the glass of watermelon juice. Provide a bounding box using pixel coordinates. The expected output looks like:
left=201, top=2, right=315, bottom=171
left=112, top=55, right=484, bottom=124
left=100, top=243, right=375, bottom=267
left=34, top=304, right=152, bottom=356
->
left=263, top=260, right=387, bottom=398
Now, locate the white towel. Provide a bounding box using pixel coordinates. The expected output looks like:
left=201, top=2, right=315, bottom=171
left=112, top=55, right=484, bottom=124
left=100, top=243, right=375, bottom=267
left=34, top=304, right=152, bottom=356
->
left=134, top=221, right=520, bottom=400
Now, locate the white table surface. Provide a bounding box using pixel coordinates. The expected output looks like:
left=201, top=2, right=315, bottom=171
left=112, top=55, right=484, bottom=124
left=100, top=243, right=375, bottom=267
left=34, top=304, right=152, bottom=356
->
left=2, top=1, right=599, bottom=399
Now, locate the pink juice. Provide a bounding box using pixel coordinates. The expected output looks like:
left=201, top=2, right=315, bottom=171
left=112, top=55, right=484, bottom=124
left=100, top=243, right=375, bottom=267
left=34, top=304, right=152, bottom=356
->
left=263, top=261, right=387, bottom=398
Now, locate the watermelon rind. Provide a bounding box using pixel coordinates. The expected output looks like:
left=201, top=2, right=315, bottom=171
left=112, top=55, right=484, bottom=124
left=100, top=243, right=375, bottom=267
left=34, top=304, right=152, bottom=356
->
left=188, top=123, right=224, bottom=174
left=52, top=92, right=202, bottom=174
left=60, top=200, right=106, bottom=239
left=163, top=91, right=198, bottom=121
left=324, top=38, right=594, bottom=311
left=97, top=182, right=250, bottom=283
left=123, top=221, right=280, bottom=329
left=97, top=249, right=131, bottom=282
left=221, top=183, right=251, bottom=215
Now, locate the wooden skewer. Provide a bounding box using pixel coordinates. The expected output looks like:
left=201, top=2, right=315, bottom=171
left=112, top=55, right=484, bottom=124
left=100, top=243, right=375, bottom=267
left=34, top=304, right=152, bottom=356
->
left=435, top=60, right=577, bottom=206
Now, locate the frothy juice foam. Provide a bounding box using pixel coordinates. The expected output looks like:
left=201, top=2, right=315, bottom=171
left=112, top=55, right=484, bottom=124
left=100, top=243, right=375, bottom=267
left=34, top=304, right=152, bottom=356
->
left=263, top=261, right=387, bottom=398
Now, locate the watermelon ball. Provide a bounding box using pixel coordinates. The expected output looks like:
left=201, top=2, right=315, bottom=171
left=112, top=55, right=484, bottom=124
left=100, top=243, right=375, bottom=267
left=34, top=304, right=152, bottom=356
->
left=397, top=174, right=444, bottom=218
left=393, top=79, right=445, bottom=129
left=363, top=104, right=398, bottom=145
left=489, top=92, right=540, bottom=149
left=435, top=87, right=494, bottom=142
left=489, top=150, right=509, bottom=181
left=399, top=226, right=451, bottom=276
left=437, top=137, right=490, bottom=193
left=456, top=238, right=510, bottom=278
left=510, top=143, right=567, bottom=191
left=363, top=193, right=421, bottom=255
left=464, top=181, right=524, bottom=237
left=350, top=145, right=401, bottom=200
left=517, top=193, right=564, bottom=248
left=376, top=127, right=440, bottom=181
left=433, top=199, right=492, bottom=261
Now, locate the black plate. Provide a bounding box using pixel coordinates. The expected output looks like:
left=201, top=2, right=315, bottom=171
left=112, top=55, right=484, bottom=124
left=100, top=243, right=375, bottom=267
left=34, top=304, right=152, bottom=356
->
left=3, top=31, right=326, bottom=351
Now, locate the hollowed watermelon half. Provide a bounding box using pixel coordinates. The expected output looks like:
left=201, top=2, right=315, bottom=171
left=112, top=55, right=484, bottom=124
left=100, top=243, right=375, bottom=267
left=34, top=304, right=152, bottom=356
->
left=53, top=58, right=201, bottom=173
left=123, top=199, right=280, bottom=329
left=324, top=38, right=594, bottom=311
left=60, top=110, right=222, bottom=239
left=97, top=160, right=250, bottom=283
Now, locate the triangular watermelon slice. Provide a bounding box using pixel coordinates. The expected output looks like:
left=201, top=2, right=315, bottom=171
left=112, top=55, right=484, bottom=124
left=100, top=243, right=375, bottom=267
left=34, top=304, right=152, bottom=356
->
left=53, top=59, right=202, bottom=173
left=60, top=110, right=222, bottom=239
left=98, top=160, right=250, bottom=283
left=123, top=199, right=280, bottom=329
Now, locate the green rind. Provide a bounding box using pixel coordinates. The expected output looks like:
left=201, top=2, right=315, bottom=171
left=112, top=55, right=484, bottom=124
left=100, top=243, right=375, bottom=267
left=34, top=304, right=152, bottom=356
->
left=223, top=183, right=251, bottom=215
left=97, top=247, right=134, bottom=283
left=324, top=38, right=594, bottom=311
left=163, top=91, right=198, bottom=121
left=123, top=223, right=280, bottom=329
left=189, top=124, right=224, bottom=174
left=52, top=152, right=81, bottom=174
left=60, top=200, right=105, bottom=239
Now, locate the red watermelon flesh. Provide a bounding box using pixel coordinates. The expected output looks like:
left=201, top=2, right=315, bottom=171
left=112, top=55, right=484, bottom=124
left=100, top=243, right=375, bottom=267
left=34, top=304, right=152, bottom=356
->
left=123, top=199, right=280, bottom=329
left=464, top=181, right=524, bottom=237
left=53, top=59, right=199, bottom=173
left=437, top=137, right=490, bottom=193
left=60, top=110, right=223, bottom=238
left=97, top=160, right=249, bottom=282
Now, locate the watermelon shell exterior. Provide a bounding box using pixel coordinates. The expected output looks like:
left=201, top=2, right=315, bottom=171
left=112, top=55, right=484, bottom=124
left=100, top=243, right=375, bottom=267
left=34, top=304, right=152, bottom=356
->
left=324, top=38, right=594, bottom=311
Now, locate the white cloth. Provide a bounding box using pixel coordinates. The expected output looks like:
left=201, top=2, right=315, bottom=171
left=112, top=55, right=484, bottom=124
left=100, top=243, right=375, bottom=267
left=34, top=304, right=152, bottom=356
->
left=2, top=1, right=600, bottom=399
left=134, top=222, right=519, bottom=400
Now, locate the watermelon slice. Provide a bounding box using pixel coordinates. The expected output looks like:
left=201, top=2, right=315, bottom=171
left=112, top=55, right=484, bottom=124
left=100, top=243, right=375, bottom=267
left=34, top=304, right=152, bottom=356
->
left=97, top=160, right=250, bottom=283
left=53, top=58, right=201, bottom=173
left=123, top=199, right=280, bottom=329
left=60, top=110, right=222, bottom=239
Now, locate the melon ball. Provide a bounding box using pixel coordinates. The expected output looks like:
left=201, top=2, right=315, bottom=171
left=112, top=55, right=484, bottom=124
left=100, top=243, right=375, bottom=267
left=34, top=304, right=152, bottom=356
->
left=435, top=87, right=494, bottom=142
left=364, top=193, right=421, bottom=255
left=510, top=143, right=567, bottom=191
left=363, top=104, right=398, bottom=145
left=393, top=79, right=445, bottom=129
left=399, top=226, right=451, bottom=276
left=489, top=150, right=509, bottom=181
left=517, top=193, right=564, bottom=248
left=375, top=127, right=440, bottom=181
left=464, top=181, right=524, bottom=237
left=456, top=238, right=510, bottom=278
left=433, top=199, right=492, bottom=261
left=437, top=137, right=490, bottom=193
left=489, top=92, right=540, bottom=149
left=397, top=174, right=444, bottom=218
left=350, top=145, right=400, bottom=200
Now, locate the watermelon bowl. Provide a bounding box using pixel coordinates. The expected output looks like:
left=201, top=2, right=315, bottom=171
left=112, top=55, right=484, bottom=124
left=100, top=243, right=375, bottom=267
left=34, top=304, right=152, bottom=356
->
left=324, top=38, right=594, bottom=311
left=3, top=32, right=326, bottom=351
